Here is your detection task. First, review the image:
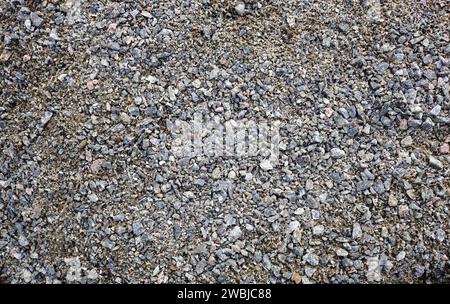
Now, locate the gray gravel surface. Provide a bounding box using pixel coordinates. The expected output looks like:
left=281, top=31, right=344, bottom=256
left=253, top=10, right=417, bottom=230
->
left=0, top=0, right=449, bottom=283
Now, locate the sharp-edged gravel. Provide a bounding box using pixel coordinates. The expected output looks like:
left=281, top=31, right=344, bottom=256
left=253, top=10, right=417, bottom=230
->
left=0, top=0, right=449, bottom=283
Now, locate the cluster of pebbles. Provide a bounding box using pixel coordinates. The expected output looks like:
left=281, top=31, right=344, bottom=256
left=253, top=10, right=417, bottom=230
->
left=0, top=0, right=449, bottom=283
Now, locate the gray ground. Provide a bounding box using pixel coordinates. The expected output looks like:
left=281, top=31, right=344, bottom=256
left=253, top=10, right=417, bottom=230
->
left=0, top=0, right=449, bottom=283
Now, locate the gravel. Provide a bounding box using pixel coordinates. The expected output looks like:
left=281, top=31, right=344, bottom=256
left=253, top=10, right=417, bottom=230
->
left=429, top=156, right=443, bottom=170
left=0, top=0, right=448, bottom=284
left=234, top=2, right=246, bottom=16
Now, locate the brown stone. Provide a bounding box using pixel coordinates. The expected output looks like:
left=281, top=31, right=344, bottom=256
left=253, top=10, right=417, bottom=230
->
left=292, top=272, right=302, bottom=284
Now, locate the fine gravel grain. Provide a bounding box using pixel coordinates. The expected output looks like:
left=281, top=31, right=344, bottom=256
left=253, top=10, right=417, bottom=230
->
left=0, top=0, right=449, bottom=283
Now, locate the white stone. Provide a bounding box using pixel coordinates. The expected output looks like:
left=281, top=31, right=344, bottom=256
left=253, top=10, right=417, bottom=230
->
left=429, top=156, right=442, bottom=170
left=260, top=159, right=273, bottom=171
left=22, top=269, right=32, bottom=283
left=229, top=226, right=242, bottom=241
left=366, top=256, right=381, bottom=282
left=287, top=221, right=300, bottom=234
left=312, top=225, right=324, bottom=235
left=352, top=223, right=363, bottom=239
left=336, top=248, right=349, bottom=257
left=396, top=251, right=406, bottom=261
left=235, top=3, right=246, bottom=15
left=330, top=148, right=346, bottom=158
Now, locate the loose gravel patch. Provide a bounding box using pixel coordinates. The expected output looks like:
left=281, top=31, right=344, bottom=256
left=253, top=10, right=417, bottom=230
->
left=0, top=0, right=449, bottom=283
